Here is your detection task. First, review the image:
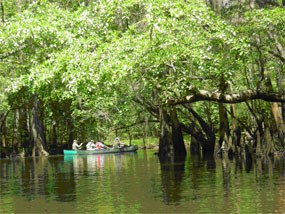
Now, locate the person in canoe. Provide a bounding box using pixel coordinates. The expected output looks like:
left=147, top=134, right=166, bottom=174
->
left=72, top=140, right=83, bottom=150
left=86, top=140, right=96, bottom=150
left=95, top=141, right=109, bottom=149
left=112, top=137, right=125, bottom=148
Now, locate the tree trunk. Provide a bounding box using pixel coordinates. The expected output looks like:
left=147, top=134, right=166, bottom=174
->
left=169, top=107, right=186, bottom=156
left=48, top=119, right=58, bottom=155
left=0, top=119, right=8, bottom=158
left=244, top=141, right=253, bottom=172
left=271, top=103, right=285, bottom=148
left=31, top=95, right=49, bottom=156
left=142, top=116, right=148, bottom=148
left=219, top=103, right=230, bottom=145
left=218, top=75, right=231, bottom=147
left=14, top=108, right=30, bottom=157
left=230, top=104, right=237, bottom=130
left=264, top=127, right=274, bottom=156
left=0, top=112, right=8, bottom=148
left=67, top=117, right=74, bottom=149
left=255, top=130, right=262, bottom=156
left=276, top=66, right=285, bottom=147
left=128, top=129, right=132, bottom=146
left=250, top=0, right=255, bottom=8
left=229, top=91, right=242, bottom=157
left=264, top=75, right=285, bottom=148
left=281, top=98, right=285, bottom=121
left=207, top=0, right=231, bottom=11
left=158, top=106, right=186, bottom=158
left=158, top=106, right=173, bottom=159
left=52, top=121, right=57, bottom=146
left=26, top=106, right=34, bottom=155
left=0, top=1, right=4, bottom=22
left=185, top=106, right=215, bottom=153
left=190, top=135, right=200, bottom=155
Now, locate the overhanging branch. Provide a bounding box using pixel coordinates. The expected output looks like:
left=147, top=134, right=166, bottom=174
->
left=167, top=89, right=285, bottom=105
left=112, top=119, right=159, bottom=131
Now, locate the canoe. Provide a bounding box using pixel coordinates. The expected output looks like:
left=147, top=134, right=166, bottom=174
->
left=64, top=145, right=138, bottom=155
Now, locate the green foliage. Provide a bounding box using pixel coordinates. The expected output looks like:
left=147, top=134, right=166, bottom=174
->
left=97, top=0, right=251, bottom=104
left=0, top=0, right=284, bottom=150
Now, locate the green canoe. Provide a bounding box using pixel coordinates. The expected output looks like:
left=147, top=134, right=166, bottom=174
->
left=64, top=145, right=138, bottom=155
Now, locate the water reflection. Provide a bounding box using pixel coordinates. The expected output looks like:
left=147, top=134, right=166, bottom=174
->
left=64, top=153, right=126, bottom=175
left=159, top=156, right=186, bottom=205
left=0, top=151, right=284, bottom=213
left=0, top=156, right=77, bottom=203
left=47, top=156, right=76, bottom=202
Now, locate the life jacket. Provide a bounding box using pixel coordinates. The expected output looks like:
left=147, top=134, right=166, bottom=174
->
left=96, top=142, right=102, bottom=149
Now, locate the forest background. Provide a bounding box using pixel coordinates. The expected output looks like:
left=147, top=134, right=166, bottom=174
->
left=0, top=0, right=284, bottom=159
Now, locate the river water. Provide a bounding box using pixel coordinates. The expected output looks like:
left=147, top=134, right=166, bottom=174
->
left=0, top=150, right=284, bottom=213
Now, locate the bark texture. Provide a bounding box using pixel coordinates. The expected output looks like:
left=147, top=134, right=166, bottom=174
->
left=168, top=89, right=285, bottom=105
left=31, top=95, right=49, bottom=156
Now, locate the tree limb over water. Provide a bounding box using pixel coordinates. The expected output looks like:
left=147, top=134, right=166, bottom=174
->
left=167, top=89, right=285, bottom=105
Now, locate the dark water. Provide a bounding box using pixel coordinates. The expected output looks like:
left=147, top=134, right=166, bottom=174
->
left=0, top=150, right=284, bottom=213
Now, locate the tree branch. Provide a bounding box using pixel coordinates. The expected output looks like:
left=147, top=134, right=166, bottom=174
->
left=0, top=44, right=27, bottom=60
left=167, top=89, right=285, bottom=105
left=1, top=1, right=4, bottom=23
left=112, top=119, right=159, bottom=131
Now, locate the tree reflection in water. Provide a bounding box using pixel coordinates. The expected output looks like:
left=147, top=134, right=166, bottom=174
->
left=48, top=156, right=76, bottom=202
left=159, top=155, right=186, bottom=205
left=1, top=151, right=284, bottom=213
